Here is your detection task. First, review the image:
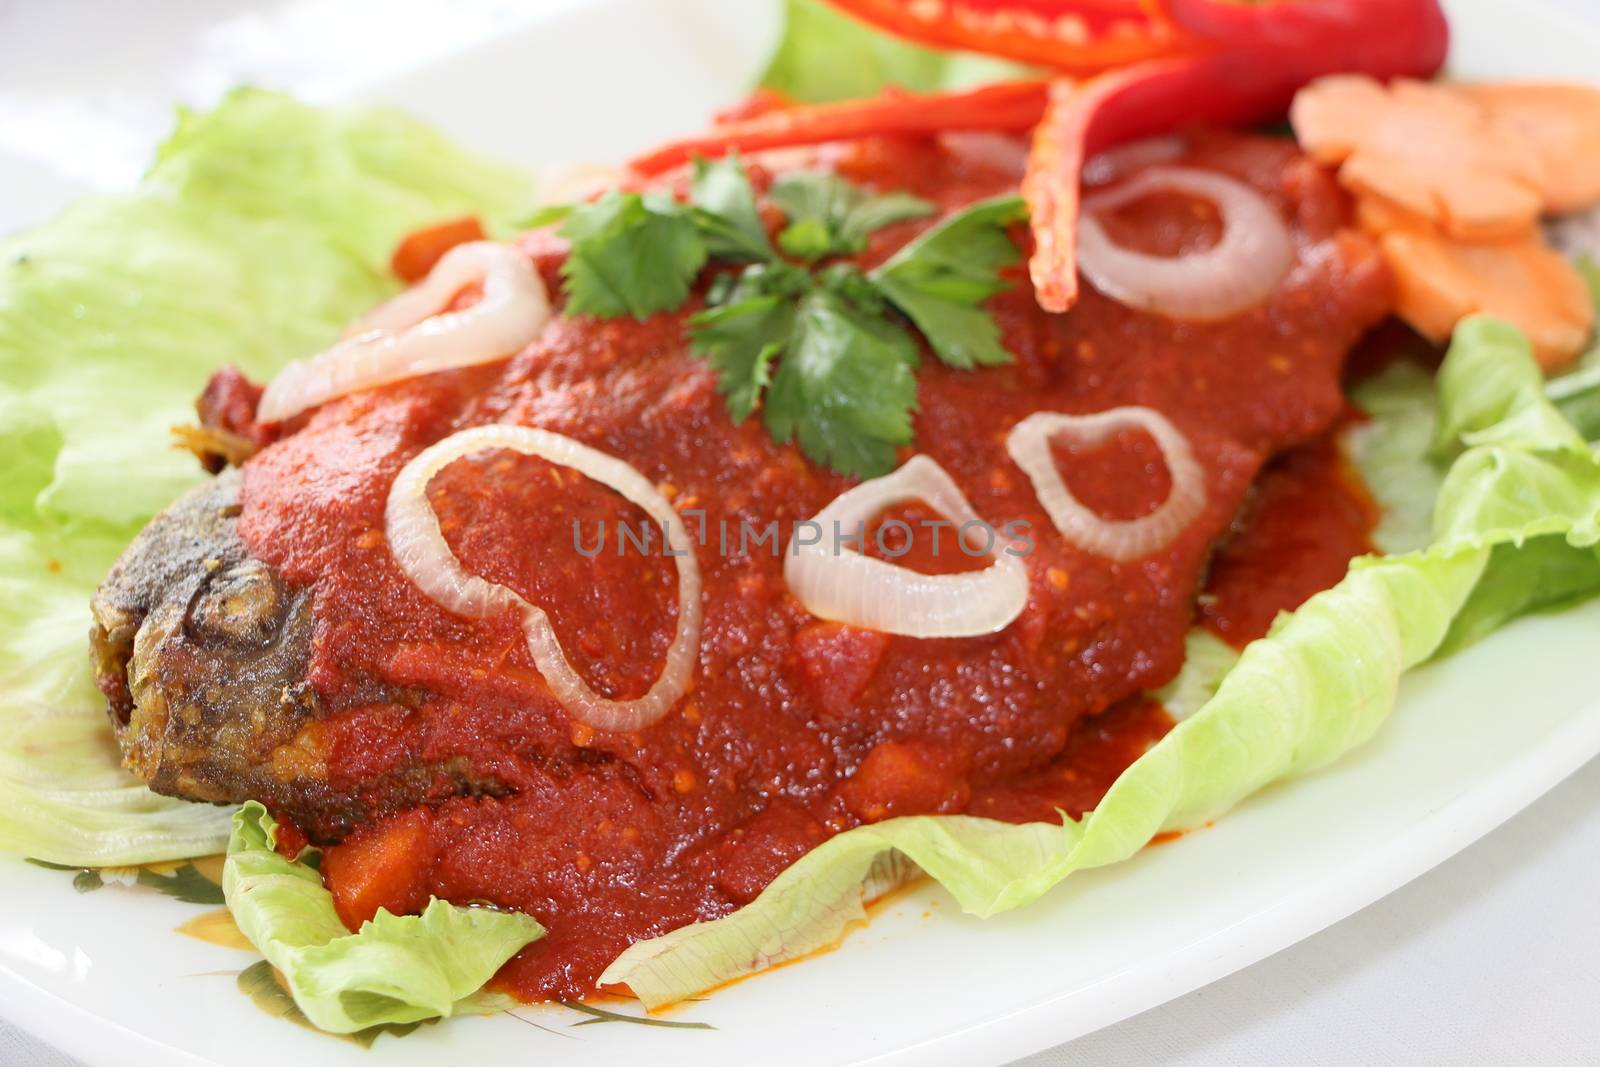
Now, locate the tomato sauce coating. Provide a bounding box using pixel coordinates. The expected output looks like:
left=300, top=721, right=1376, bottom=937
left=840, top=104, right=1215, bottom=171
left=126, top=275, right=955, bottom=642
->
left=238, top=130, right=1391, bottom=999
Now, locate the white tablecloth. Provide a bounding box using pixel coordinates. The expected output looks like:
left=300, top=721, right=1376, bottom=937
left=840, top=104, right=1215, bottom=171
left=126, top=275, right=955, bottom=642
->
left=3, top=2, right=1597, bottom=1063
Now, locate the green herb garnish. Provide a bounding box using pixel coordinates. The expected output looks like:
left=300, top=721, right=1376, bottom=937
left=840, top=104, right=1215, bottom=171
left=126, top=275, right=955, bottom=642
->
left=868, top=195, right=1027, bottom=369
left=690, top=154, right=775, bottom=261
left=545, top=158, right=1024, bottom=476
left=768, top=171, right=935, bottom=261
left=559, top=191, right=708, bottom=320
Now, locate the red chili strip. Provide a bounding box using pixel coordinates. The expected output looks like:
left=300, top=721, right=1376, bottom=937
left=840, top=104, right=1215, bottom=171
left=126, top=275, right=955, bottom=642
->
left=822, top=0, right=1205, bottom=72
left=629, top=80, right=1051, bottom=176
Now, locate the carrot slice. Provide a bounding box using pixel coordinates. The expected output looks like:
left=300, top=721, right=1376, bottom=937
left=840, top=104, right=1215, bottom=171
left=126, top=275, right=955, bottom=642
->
left=391, top=217, right=486, bottom=283
left=1355, top=193, right=1594, bottom=371
left=1292, top=76, right=1545, bottom=241
left=321, top=808, right=436, bottom=930
left=1458, top=82, right=1600, bottom=216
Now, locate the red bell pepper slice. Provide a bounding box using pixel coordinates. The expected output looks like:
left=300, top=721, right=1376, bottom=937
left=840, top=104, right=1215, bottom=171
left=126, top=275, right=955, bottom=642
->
left=1025, top=0, right=1448, bottom=311
left=1158, top=0, right=1448, bottom=54
left=629, top=79, right=1050, bottom=175
left=822, top=0, right=1206, bottom=72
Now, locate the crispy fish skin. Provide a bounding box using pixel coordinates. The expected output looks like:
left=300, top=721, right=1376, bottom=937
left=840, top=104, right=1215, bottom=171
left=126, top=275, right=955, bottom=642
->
left=89, top=471, right=337, bottom=826
left=90, top=471, right=515, bottom=842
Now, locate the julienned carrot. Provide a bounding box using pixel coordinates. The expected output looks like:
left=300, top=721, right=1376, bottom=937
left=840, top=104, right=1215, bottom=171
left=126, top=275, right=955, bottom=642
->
left=628, top=80, right=1051, bottom=176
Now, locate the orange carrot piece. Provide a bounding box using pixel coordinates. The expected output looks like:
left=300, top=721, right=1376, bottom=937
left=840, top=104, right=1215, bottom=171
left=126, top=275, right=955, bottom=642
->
left=1292, top=76, right=1545, bottom=241
left=391, top=217, right=486, bottom=283
left=321, top=808, right=436, bottom=930
left=1355, top=193, right=1594, bottom=371
left=1458, top=82, right=1600, bottom=215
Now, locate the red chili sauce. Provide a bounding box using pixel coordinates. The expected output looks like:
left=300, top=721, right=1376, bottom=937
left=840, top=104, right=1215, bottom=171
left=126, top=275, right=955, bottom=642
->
left=237, top=129, right=1390, bottom=1000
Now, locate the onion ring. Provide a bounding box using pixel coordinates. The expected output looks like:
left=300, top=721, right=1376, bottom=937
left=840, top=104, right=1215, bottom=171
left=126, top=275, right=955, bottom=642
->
left=783, top=455, right=1029, bottom=638
left=259, top=242, right=549, bottom=423
left=1076, top=166, right=1294, bottom=321
left=1082, top=135, right=1186, bottom=187
left=1006, top=407, right=1206, bottom=562
left=385, top=424, right=701, bottom=733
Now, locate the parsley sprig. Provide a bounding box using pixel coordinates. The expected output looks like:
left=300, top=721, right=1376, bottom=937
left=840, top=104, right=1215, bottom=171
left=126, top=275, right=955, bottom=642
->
left=541, top=155, right=1025, bottom=476
left=768, top=171, right=936, bottom=262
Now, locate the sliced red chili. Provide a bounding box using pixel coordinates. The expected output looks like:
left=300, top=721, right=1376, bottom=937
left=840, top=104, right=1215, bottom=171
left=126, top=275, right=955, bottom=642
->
left=713, top=87, right=794, bottom=125
left=1159, top=0, right=1449, bottom=58
left=823, top=0, right=1206, bottom=72
left=629, top=79, right=1050, bottom=175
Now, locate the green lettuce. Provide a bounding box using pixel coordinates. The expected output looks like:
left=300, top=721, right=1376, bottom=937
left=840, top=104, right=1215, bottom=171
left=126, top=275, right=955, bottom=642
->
left=759, top=0, right=1035, bottom=103
left=600, top=316, right=1600, bottom=1008
left=223, top=803, right=543, bottom=1034
left=1150, top=628, right=1240, bottom=721
left=0, top=88, right=534, bottom=867
left=1346, top=361, right=1443, bottom=555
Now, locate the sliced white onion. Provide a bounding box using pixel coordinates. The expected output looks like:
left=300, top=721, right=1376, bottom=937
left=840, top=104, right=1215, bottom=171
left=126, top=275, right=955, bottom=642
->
left=783, top=455, right=1028, bottom=638
left=938, top=131, right=1030, bottom=179
left=1076, top=166, right=1294, bottom=321
left=258, top=242, right=550, bottom=423
left=385, top=424, right=702, bottom=733
left=1006, top=408, right=1206, bottom=562
left=1082, top=135, right=1185, bottom=187
left=535, top=162, right=627, bottom=206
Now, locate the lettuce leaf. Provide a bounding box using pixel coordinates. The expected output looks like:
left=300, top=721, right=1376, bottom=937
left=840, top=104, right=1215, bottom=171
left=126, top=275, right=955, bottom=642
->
left=223, top=803, right=544, bottom=1034
left=759, top=0, right=1035, bottom=103
left=1346, top=361, right=1444, bottom=555
left=600, top=315, right=1600, bottom=1008
left=1150, top=629, right=1239, bottom=722
left=0, top=88, right=534, bottom=867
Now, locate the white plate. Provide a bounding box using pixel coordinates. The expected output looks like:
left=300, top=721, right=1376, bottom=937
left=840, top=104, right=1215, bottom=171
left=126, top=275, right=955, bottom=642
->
left=2, top=1, right=1598, bottom=1064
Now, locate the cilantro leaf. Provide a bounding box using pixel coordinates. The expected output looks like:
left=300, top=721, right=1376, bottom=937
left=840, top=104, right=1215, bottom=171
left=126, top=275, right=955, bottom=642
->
left=777, top=217, right=838, bottom=261
left=868, top=194, right=1025, bottom=369
left=769, top=172, right=856, bottom=235
left=692, top=295, right=794, bottom=421
left=692, top=261, right=807, bottom=422
left=691, top=154, right=773, bottom=261
left=764, top=286, right=919, bottom=477
left=559, top=191, right=708, bottom=320
left=546, top=160, right=1018, bottom=478
left=770, top=172, right=933, bottom=262
left=839, top=191, right=940, bottom=245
